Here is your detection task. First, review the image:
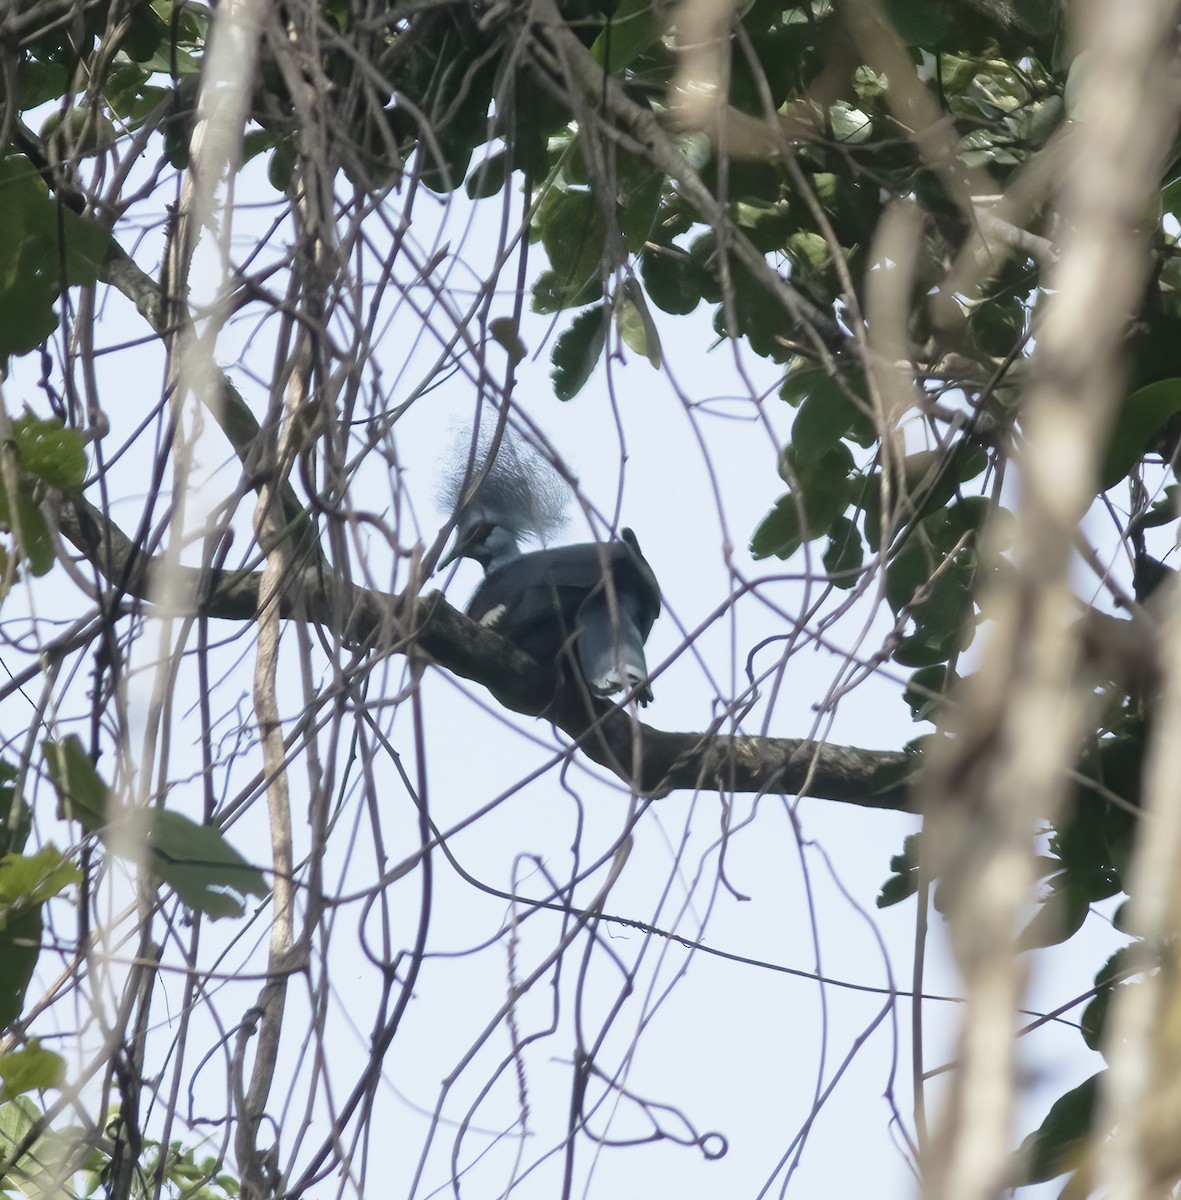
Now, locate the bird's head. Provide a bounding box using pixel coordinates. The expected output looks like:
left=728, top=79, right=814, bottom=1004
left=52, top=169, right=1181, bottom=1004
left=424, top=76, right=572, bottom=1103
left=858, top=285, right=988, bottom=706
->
left=437, top=422, right=570, bottom=575
left=439, top=516, right=522, bottom=572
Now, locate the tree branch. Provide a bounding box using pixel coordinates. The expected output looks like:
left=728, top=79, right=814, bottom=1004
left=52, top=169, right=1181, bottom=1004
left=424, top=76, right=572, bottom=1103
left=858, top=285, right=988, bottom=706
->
left=55, top=494, right=914, bottom=811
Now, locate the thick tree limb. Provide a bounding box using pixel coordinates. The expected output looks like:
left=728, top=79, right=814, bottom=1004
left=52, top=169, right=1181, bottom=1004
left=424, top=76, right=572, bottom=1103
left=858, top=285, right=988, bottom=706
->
left=55, top=494, right=913, bottom=810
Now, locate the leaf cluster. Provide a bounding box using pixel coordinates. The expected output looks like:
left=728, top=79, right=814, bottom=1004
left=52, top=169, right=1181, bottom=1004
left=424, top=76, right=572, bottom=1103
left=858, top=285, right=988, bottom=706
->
left=0, top=1095, right=241, bottom=1200
left=5, top=0, right=1181, bottom=1191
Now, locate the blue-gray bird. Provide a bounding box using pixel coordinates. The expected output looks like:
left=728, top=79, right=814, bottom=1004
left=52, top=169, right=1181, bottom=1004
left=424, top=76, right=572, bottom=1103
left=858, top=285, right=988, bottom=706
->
left=439, top=427, right=661, bottom=705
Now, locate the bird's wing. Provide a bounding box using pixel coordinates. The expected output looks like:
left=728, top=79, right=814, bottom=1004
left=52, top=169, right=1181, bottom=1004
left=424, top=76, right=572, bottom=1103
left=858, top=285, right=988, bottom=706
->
left=466, top=539, right=661, bottom=695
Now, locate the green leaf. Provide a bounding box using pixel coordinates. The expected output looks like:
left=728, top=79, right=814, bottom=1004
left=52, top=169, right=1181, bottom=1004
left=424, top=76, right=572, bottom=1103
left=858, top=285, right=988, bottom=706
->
left=535, top=185, right=606, bottom=312
left=0, top=1094, right=38, bottom=1158
left=715, top=270, right=796, bottom=357
left=750, top=496, right=802, bottom=560
left=0, top=845, right=79, bottom=915
left=43, top=738, right=266, bottom=919
left=1058, top=742, right=1140, bottom=873
left=912, top=554, right=975, bottom=645
left=640, top=248, right=702, bottom=316
left=752, top=443, right=855, bottom=560
left=802, top=452, right=856, bottom=533
left=1131, top=484, right=1179, bottom=532
left=734, top=199, right=792, bottom=252
left=1094, top=943, right=1138, bottom=990
left=242, top=129, right=277, bottom=165
left=944, top=495, right=1002, bottom=545
left=0, top=482, right=55, bottom=576
left=39, top=108, right=116, bottom=158
left=892, top=631, right=961, bottom=668
left=875, top=872, right=918, bottom=907
left=911, top=444, right=984, bottom=499
left=122, top=4, right=168, bottom=61
left=10, top=416, right=87, bottom=491
left=0, top=1096, right=93, bottom=1197
left=0, top=908, right=41, bottom=1032
left=0, top=765, right=29, bottom=858
left=1014, top=1073, right=1103, bottom=1186
left=0, top=258, right=57, bottom=362
left=323, top=0, right=351, bottom=32
left=121, top=84, right=171, bottom=127
left=970, top=296, right=1026, bottom=357
left=27, top=169, right=107, bottom=289
left=882, top=0, right=952, bottom=45
left=590, top=0, right=659, bottom=70
left=15, top=62, right=70, bottom=111
left=1079, top=988, right=1111, bottom=1054
left=613, top=281, right=661, bottom=368
left=778, top=360, right=816, bottom=405
left=779, top=440, right=855, bottom=487
left=791, top=368, right=870, bottom=456
left=1017, top=875, right=1091, bottom=950
left=465, top=149, right=509, bottom=201
left=618, top=163, right=663, bottom=253
left=890, top=832, right=922, bottom=875
left=688, top=231, right=722, bottom=303
left=0, top=1042, right=65, bottom=1100
left=267, top=140, right=297, bottom=193
left=852, top=65, right=887, bottom=101
left=0, top=156, right=111, bottom=359
left=877, top=832, right=921, bottom=907
left=147, top=810, right=268, bottom=920
left=42, top=737, right=107, bottom=833
left=138, top=41, right=203, bottom=76
left=551, top=307, right=607, bottom=401
left=0, top=839, right=68, bottom=1036
left=1101, top=378, right=1181, bottom=491
left=781, top=359, right=875, bottom=447
left=886, top=536, right=931, bottom=613
left=1130, top=312, right=1181, bottom=389
left=903, top=664, right=953, bottom=722
left=786, top=230, right=829, bottom=273
left=1080, top=946, right=1139, bottom=1052
left=860, top=473, right=884, bottom=551
left=106, top=63, right=152, bottom=119
left=823, top=515, right=863, bottom=588
left=532, top=268, right=602, bottom=315
left=489, top=318, right=527, bottom=365
left=829, top=102, right=873, bottom=145
left=1164, top=174, right=1181, bottom=223
left=900, top=537, right=978, bottom=652
left=751, top=472, right=852, bottom=559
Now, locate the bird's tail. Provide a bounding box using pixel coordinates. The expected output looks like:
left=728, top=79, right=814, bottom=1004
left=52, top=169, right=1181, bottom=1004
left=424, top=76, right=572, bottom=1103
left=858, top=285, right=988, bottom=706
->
left=576, top=592, right=654, bottom=706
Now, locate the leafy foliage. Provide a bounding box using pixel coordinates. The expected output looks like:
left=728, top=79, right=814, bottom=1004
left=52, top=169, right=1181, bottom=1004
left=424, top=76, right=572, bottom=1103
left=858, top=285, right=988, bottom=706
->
left=0, top=1096, right=240, bottom=1200
left=1015, top=1072, right=1104, bottom=1189
left=0, top=845, right=78, bottom=1032
left=0, top=158, right=109, bottom=362
left=1, top=0, right=1177, bottom=1193
left=44, top=737, right=268, bottom=919
left=0, top=1042, right=65, bottom=1102
left=0, top=416, right=87, bottom=582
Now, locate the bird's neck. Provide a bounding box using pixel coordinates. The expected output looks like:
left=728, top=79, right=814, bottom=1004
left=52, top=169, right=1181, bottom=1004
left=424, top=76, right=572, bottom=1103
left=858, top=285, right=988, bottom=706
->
left=477, top=526, right=522, bottom=574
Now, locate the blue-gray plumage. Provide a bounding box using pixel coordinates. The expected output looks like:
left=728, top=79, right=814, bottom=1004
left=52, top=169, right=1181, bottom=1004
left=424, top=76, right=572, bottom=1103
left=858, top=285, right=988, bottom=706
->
left=439, top=428, right=661, bottom=704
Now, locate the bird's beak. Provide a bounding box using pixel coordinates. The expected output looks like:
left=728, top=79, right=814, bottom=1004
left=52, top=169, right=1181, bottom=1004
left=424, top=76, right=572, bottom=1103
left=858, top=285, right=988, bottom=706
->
left=436, top=531, right=467, bottom=572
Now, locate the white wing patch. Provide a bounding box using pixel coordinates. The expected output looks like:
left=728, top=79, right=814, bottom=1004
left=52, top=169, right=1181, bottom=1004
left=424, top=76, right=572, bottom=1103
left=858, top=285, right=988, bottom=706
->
left=480, top=604, right=507, bottom=628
